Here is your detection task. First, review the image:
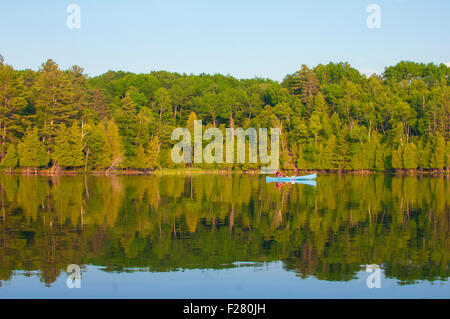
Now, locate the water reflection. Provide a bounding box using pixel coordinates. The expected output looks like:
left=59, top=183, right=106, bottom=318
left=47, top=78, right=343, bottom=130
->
left=0, top=174, right=448, bottom=288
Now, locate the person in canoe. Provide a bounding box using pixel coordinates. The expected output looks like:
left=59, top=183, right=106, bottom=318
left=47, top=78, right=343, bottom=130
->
left=275, top=169, right=285, bottom=191
left=275, top=169, right=285, bottom=177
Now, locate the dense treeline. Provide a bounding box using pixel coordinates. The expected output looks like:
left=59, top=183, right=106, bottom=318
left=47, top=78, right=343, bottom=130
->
left=0, top=55, right=449, bottom=172
left=0, top=175, right=448, bottom=285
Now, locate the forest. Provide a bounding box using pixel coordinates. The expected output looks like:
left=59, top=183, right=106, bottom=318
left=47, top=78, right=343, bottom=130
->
left=0, top=55, right=449, bottom=173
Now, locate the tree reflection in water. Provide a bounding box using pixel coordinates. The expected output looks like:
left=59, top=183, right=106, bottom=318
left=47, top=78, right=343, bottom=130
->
left=0, top=174, right=448, bottom=286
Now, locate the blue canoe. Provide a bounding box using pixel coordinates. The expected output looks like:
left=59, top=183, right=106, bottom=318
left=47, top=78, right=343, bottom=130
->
left=266, top=173, right=317, bottom=183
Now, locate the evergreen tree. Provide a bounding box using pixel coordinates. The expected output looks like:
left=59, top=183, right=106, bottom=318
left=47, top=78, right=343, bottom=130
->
left=309, top=112, right=322, bottom=145
left=392, top=147, right=403, bottom=170
left=295, top=144, right=307, bottom=170
left=186, top=111, right=198, bottom=134
left=90, top=87, right=110, bottom=120
left=0, top=61, right=27, bottom=158
left=115, top=91, right=139, bottom=167
left=52, top=124, right=84, bottom=168
left=154, top=87, right=172, bottom=124
left=286, top=64, right=319, bottom=108
left=374, top=144, right=386, bottom=171
left=445, top=141, right=450, bottom=170
left=17, top=128, right=49, bottom=169
left=85, top=123, right=112, bottom=170
left=33, top=60, right=75, bottom=142
left=418, top=139, right=432, bottom=170
left=0, top=144, right=18, bottom=170
left=105, top=119, right=124, bottom=169
left=68, top=65, right=90, bottom=124
left=403, top=143, right=418, bottom=169
left=322, top=135, right=337, bottom=170
left=430, top=133, right=446, bottom=169
left=146, top=136, right=160, bottom=170
left=349, top=143, right=365, bottom=170
left=133, top=144, right=148, bottom=170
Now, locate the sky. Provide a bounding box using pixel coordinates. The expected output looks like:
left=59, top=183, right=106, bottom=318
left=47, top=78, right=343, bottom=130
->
left=0, top=0, right=449, bottom=81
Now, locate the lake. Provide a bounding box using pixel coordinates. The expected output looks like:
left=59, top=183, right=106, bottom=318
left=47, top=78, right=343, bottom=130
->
left=0, top=174, right=448, bottom=298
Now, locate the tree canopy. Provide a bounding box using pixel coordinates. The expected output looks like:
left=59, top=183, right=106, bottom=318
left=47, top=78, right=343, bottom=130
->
left=0, top=56, right=448, bottom=172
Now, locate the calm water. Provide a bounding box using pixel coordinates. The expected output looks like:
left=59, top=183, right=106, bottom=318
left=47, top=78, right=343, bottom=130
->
left=0, top=174, right=448, bottom=299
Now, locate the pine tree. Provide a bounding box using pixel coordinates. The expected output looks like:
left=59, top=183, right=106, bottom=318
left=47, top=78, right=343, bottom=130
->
left=403, top=143, right=418, bottom=169
left=392, top=147, right=403, bottom=170
left=374, top=144, right=386, bottom=171
left=303, top=142, right=317, bottom=170
left=322, top=134, right=337, bottom=170
left=17, top=128, right=49, bottom=169
left=295, top=144, right=307, bottom=170
left=85, top=123, right=111, bottom=170
left=334, top=132, right=349, bottom=170
left=68, top=65, right=90, bottom=124
left=186, top=111, right=198, bottom=135
left=288, top=64, right=319, bottom=108
left=90, top=87, right=110, bottom=120
left=52, top=124, right=84, bottom=168
left=146, top=136, right=160, bottom=170
left=309, top=112, right=322, bottom=145
left=429, top=133, right=446, bottom=170
left=106, top=119, right=124, bottom=169
left=349, top=143, right=365, bottom=170
left=133, top=144, right=148, bottom=170
left=418, top=139, right=432, bottom=169
left=33, top=60, right=75, bottom=143
left=445, top=141, right=450, bottom=170
left=365, top=135, right=380, bottom=170
left=52, top=127, right=70, bottom=167
left=115, top=91, right=139, bottom=167
left=0, top=61, right=27, bottom=158
left=1, top=144, right=18, bottom=170
left=130, top=136, right=160, bottom=171
left=154, top=87, right=173, bottom=124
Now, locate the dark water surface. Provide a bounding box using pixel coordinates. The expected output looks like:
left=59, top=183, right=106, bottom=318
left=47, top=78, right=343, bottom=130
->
left=0, top=174, right=448, bottom=298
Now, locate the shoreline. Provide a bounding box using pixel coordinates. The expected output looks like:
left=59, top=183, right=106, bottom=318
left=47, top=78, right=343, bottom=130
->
left=0, top=168, right=449, bottom=177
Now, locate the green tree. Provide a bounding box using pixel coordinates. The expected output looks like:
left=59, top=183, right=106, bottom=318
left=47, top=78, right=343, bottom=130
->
left=85, top=123, right=112, bottom=170
left=0, top=61, right=27, bottom=158
left=403, top=143, right=418, bottom=169
left=154, top=87, right=172, bottom=124
left=33, top=60, right=75, bottom=142
left=52, top=124, right=84, bottom=168
left=322, top=135, right=338, bottom=170
left=0, top=144, right=18, bottom=171
left=133, top=144, right=148, bottom=170
left=17, top=128, right=49, bottom=170
left=68, top=65, right=90, bottom=125
left=392, top=147, right=403, bottom=170
left=146, top=136, right=160, bottom=170
left=430, top=133, right=446, bottom=169
left=106, top=119, right=124, bottom=169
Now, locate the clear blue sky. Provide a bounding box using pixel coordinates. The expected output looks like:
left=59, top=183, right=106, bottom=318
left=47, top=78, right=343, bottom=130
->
left=1, top=0, right=449, bottom=81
